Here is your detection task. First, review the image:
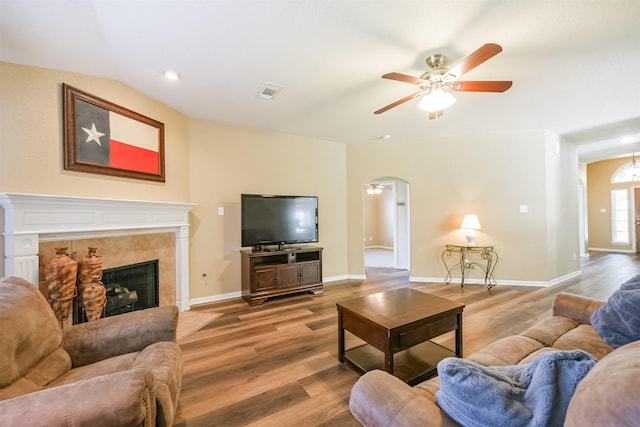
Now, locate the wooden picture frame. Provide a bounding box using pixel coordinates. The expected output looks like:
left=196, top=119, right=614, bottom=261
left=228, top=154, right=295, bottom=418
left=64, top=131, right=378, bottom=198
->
left=63, top=83, right=165, bottom=182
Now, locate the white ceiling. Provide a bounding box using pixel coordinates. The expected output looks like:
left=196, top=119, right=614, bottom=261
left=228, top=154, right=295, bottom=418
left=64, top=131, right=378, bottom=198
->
left=1, top=0, right=639, bottom=162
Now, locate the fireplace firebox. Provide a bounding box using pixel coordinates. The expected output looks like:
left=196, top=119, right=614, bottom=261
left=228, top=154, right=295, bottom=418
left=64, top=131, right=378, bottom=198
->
left=74, top=260, right=159, bottom=324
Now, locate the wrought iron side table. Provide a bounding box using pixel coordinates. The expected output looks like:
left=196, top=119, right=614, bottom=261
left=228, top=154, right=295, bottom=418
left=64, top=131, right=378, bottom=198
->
left=442, top=244, right=498, bottom=289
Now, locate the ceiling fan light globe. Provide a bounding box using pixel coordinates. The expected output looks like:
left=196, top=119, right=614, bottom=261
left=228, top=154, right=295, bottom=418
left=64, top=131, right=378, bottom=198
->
left=418, top=90, right=456, bottom=112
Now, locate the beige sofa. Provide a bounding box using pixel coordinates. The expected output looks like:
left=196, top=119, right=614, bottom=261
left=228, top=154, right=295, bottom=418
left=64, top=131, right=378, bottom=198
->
left=0, top=276, right=183, bottom=427
left=349, top=292, right=640, bottom=426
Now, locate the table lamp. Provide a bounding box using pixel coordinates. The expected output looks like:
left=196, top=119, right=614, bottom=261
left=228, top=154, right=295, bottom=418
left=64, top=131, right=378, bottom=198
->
left=460, top=214, right=481, bottom=246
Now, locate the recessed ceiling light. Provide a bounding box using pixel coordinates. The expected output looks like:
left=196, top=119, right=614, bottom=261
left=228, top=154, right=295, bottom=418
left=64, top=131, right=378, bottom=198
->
left=382, top=134, right=391, bottom=140
left=163, top=70, right=181, bottom=81
left=621, top=136, right=636, bottom=144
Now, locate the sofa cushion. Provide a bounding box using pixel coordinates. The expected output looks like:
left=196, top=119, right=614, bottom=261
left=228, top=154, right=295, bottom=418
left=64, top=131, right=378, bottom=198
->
left=565, top=341, right=640, bottom=427
left=0, top=347, right=72, bottom=400
left=551, top=292, right=604, bottom=324
left=0, top=277, right=64, bottom=388
left=48, top=352, right=139, bottom=388
left=467, top=335, right=544, bottom=366
left=519, top=316, right=579, bottom=346
left=414, top=376, right=440, bottom=402
left=22, top=347, right=71, bottom=387
left=552, top=324, right=613, bottom=360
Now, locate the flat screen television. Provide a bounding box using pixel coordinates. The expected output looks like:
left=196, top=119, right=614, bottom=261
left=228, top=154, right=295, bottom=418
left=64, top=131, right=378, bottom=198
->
left=241, top=194, right=319, bottom=250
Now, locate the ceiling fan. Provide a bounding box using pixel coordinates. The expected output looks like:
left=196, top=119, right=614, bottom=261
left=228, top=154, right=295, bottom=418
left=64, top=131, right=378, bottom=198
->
left=365, top=183, right=384, bottom=195
left=374, top=43, right=512, bottom=119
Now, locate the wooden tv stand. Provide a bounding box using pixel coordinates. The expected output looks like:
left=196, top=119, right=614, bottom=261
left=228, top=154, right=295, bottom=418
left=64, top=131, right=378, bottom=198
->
left=241, top=246, right=323, bottom=305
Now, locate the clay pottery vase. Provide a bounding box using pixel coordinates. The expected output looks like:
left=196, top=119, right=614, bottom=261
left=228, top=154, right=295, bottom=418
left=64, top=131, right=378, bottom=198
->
left=81, top=281, right=107, bottom=321
left=44, top=247, right=78, bottom=323
left=77, top=280, right=93, bottom=302
left=77, top=247, right=103, bottom=285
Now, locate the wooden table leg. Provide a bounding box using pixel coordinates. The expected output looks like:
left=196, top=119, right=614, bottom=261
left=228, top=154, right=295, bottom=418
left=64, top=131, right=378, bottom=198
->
left=455, top=312, right=463, bottom=358
left=338, top=311, right=345, bottom=363
left=384, top=342, right=394, bottom=374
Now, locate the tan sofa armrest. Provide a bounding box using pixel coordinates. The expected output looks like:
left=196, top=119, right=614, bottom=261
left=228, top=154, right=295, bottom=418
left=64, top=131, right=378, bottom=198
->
left=349, top=370, right=458, bottom=427
left=0, top=369, right=155, bottom=426
left=552, top=293, right=605, bottom=325
left=63, top=305, right=179, bottom=367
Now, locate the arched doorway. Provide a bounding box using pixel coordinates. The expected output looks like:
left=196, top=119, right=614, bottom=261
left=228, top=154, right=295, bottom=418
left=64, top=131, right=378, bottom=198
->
left=362, top=177, right=410, bottom=270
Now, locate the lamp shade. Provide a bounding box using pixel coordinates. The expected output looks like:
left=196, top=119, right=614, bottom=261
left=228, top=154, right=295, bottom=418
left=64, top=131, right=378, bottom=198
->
left=460, top=214, right=481, bottom=230
left=460, top=214, right=481, bottom=246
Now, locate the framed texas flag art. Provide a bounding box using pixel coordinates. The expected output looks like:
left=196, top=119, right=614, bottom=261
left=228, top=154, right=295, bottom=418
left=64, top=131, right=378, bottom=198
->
left=63, top=84, right=165, bottom=182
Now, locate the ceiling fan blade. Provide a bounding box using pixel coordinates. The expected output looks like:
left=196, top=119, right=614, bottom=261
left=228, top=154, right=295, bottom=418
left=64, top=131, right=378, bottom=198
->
left=445, top=43, right=503, bottom=79
left=451, top=81, right=512, bottom=92
left=429, top=110, right=444, bottom=120
left=374, top=92, right=424, bottom=114
left=381, top=72, right=425, bottom=85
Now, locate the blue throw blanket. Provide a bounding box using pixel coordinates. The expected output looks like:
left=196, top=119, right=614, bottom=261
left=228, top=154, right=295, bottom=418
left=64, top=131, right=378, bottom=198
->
left=590, top=273, right=640, bottom=348
left=435, top=350, right=596, bottom=427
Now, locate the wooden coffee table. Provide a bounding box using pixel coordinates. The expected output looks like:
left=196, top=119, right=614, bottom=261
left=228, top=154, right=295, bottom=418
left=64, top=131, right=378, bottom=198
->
left=337, top=288, right=465, bottom=385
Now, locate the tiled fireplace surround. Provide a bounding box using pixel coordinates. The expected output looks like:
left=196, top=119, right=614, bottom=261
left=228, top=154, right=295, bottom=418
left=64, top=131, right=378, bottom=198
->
left=0, top=193, right=195, bottom=311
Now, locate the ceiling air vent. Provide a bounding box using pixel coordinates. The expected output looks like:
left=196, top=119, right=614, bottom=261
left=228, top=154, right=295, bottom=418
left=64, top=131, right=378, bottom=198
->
left=256, top=81, right=284, bottom=100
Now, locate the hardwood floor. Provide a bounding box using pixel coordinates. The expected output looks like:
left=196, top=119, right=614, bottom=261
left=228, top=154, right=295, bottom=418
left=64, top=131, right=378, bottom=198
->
left=173, top=251, right=640, bottom=426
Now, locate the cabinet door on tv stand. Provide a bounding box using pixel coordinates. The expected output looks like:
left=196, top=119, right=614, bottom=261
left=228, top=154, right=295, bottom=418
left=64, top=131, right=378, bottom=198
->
left=253, top=266, right=277, bottom=291
left=299, top=261, right=321, bottom=286
left=277, top=264, right=300, bottom=289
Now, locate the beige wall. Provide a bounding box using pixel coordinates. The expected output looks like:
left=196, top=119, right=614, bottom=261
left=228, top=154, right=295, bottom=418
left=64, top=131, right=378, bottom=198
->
left=347, top=130, right=581, bottom=283
left=545, top=131, right=581, bottom=278
left=586, top=156, right=635, bottom=251
left=0, top=62, right=348, bottom=301
left=378, top=189, right=394, bottom=248
left=0, top=62, right=190, bottom=201
left=187, top=119, right=348, bottom=299
left=1, top=60, right=585, bottom=300
left=363, top=187, right=393, bottom=248
left=362, top=190, right=379, bottom=246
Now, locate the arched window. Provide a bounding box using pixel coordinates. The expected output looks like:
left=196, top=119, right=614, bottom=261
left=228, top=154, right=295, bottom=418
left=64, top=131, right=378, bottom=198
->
left=611, top=159, right=640, bottom=183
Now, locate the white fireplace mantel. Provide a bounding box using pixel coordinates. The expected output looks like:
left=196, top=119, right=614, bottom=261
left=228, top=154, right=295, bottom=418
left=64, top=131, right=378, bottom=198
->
left=0, top=192, right=195, bottom=311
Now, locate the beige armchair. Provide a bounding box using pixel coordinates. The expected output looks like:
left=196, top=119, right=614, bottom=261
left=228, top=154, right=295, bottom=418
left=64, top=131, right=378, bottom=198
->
left=0, top=276, right=183, bottom=427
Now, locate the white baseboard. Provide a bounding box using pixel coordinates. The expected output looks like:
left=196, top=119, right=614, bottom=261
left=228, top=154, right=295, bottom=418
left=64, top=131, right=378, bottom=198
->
left=187, top=274, right=363, bottom=307
left=323, top=274, right=349, bottom=283
left=588, top=247, right=635, bottom=254
left=189, top=291, right=242, bottom=307
left=187, top=268, right=585, bottom=307
left=409, top=269, right=582, bottom=287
